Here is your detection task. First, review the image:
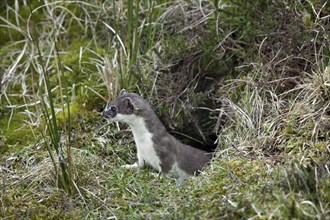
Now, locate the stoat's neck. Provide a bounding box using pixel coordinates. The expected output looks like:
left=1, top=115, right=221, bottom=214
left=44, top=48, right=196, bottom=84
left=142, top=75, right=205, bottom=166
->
left=124, top=115, right=152, bottom=141
left=117, top=112, right=166, bottom=138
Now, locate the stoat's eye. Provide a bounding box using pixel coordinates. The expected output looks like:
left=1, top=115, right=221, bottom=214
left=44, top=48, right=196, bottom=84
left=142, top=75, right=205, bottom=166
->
left=110, top=106, right=118, bottom=112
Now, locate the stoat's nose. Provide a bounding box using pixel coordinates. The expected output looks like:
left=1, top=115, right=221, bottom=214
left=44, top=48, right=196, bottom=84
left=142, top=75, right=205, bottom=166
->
left=102, top=105, right=117, bottom=118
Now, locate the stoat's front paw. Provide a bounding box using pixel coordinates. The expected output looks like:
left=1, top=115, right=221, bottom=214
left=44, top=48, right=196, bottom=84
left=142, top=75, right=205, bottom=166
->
left=121, top=162, right=139, bottom=170
left=149, top=172, right=162, bottom=178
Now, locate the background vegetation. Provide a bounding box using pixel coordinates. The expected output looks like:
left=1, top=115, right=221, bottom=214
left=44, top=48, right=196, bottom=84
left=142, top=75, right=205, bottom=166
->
left=1, top=0, right=329, bottom=219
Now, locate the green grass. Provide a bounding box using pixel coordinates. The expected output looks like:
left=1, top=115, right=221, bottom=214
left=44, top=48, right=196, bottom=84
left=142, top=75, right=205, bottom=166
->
left=1, top=0, right=330, bottom=219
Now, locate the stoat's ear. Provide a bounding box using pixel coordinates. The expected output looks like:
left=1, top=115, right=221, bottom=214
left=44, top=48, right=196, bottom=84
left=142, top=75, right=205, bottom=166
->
left=122, top=97, right=134, bottom=113
left=120, top=89, right=127, bottom=95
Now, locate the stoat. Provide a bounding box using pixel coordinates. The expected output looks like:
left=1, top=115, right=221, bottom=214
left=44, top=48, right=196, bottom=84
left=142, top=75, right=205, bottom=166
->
left=102, top=91, right=212, bottom=182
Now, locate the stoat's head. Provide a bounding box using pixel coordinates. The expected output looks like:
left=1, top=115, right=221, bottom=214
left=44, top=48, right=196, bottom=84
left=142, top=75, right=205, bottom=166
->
left=102, top=90, right=147, bottom=124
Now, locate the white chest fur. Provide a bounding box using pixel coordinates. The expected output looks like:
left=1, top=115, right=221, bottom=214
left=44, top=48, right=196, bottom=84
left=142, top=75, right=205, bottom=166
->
left=116, top=113, right=161, bottom=172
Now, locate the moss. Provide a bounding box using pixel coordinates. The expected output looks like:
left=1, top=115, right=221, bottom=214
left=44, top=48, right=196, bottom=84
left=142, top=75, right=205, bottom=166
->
left=75, top=85, right=106, bottom=111
left=1, top=191, right=82, bottom=219
left=0, top=111, right=38, bottom=154
left=313, top=141, right=328, bottom=152
left=56, top=103, right=81, bottom=122
left=283, top=140, right=304, bottom=154
left=319, top=177, right=330, bottom=202
left=283, top=126, right=297, bottom=137
left=49, top=39, right=96, bottom=85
